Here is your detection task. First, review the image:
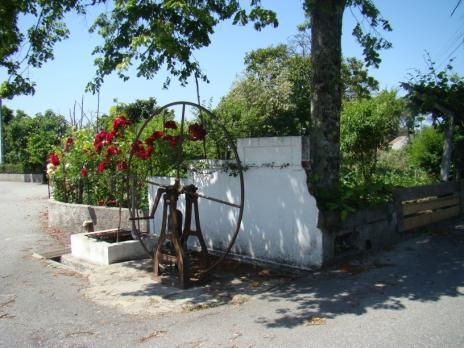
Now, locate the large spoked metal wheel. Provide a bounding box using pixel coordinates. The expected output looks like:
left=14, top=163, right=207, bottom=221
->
left=126, top=101, right=244, bottom=281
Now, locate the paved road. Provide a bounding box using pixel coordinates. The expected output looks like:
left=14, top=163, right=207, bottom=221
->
left=1, top=181, right=464, bottom=347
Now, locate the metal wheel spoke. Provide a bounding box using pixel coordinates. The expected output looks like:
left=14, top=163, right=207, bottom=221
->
left=184, top=190, right=241, bottom=208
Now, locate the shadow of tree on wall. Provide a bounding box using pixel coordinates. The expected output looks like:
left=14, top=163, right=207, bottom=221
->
left=254, top=226, right=464, bottom=328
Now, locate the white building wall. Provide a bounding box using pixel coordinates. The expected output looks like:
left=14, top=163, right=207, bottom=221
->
left=148, top=136, right=323, bottom=269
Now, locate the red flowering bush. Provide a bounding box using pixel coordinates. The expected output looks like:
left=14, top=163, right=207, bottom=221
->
left=112, top=115, right=130, bottom=131
left=106, top=145, right=122, bottom=157
left=145, top=130, right=164, bottom=145
left=116, top=161, right=128, bottom=171
left=48, top=110, right=209, bottom=207
left=48, top=153, right=60, bottom=166
left=188, top=123, right=206, bottom=141
left=164, top=120, right=177, bottom=129
left=162, top=134, right=180, bottom=148
left=65, top=137, right=74, bottom=151
left=96, top=161, right=108, bottom=173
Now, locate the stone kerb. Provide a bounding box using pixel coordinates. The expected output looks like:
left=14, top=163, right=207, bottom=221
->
left=48, top=199, right=147, bottom=234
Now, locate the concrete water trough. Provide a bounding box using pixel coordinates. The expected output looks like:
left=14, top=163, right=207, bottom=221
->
left=71, top=229, right=149, bottom=265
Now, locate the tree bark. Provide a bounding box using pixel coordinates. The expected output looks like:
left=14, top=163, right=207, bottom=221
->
left=440, top=115, right=454, bottom=181
left=304, top=0, right=345, bottom=263
left=307, top=0, right=345, bottom=202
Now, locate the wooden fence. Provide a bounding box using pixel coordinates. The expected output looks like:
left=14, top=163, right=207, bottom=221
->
left=394, top=180, right=463, bottom=232
left=336, top=180, right=464, bottom=256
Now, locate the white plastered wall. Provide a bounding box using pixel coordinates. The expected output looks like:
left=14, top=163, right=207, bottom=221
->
left=148, top=136, right=323, bottom=269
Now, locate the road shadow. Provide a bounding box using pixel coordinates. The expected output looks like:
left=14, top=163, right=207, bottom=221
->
left=255, top=224, right=464, bottom=328
left=117, top=255, right=293, bottom=307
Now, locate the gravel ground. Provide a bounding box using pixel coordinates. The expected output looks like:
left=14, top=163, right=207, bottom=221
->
left=1, top=181, right=464, bottom=347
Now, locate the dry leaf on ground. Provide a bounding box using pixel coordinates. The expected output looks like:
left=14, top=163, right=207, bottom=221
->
left=139, top=330, right=167, bottom=343
left=304, top=316, right=327, bottom=326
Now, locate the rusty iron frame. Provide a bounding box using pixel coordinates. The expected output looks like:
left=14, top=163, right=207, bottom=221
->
left=126, top=101, right=245, bottom=287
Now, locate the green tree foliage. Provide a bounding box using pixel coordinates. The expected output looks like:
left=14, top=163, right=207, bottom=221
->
left=98, top=97, right=160, bottom=130
left=25, top=110, right=67, bottom=171
left=409, top=127, right=444, bottom=178
left=215, top=45, right=311, bottom=139
left=0, top=0, right=84, bottom=98
left=341, top=90, right=404, bottom=183
left=3, top=109, right=67, bottom=171
left=402, top=61, right=464, bottom=180
left=87, top=0, right=278, bottom=92
left=342, top=57, right=379, bottom=100
left=214, top=44, right=379, bottom=146
left=3, top=110, right=34, bottom=165
left=1, top=104, right=14, bottom=124
left=117, top=97, right=158, bottom=124
left=1, top=1, right=277, bottom=99
left=402, top=62, right=464, bottom=122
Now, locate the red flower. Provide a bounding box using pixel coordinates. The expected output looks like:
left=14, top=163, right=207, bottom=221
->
left=106, top=145, right=122, bottom=157
left=94, top=130, right=107, bottom=144
left=145, top=130, right=163, bottom=145
left=113, top=115, right=129, bottom=131
left=145, top=135, right=155, bottom=146
left=145, top=145, right=154, bottom=157
left=136, top=152, right=146, bottom=160
left=130, top=140, right=145, bottom=154
left=64, top=137, right=74, bottom=151
left=105, top=130, right=117, bottom=144
left=80, top=167, right=88, bottom=177
left=106, top=199, right=118, bottom=206
left=164, top=120, right=177, bottom=130
left=162, top=135, right=180, bottom=148
left=96, top=162, right=107, bottom=173
left=94, top=130, right=108, bottom=151
left=153, top=130, right=164, bottom=139
left=48, top=153, right=60, bottom=166
left=137, top=149, right=148, bottom=160
left=188, top=123, right=206, bottom=141
left=97, top=199, right=105, bottom=206
left=116, top=161, right=128, bottom=171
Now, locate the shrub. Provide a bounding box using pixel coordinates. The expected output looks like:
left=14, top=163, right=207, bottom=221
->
left=331, top=148, right=436, bottom=217
left=47, top=112, right=206, bottom=208
left=408, top=127, right=443, bottom=178
left=341, top=90, right=403, bottom=183
left=0, top=163, right=25, bottom=174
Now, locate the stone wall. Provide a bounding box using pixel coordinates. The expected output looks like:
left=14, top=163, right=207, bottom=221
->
left=48, top=199, right=147, bottom=234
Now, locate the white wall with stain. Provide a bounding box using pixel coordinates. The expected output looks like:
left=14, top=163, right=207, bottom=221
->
left=148, top=136, right=323, bottom=269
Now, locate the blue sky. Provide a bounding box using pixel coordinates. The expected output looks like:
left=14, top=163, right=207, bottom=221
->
left=3, top=0, right=464, bottom=118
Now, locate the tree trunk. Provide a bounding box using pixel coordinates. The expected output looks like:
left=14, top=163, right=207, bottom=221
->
left=307, top=0, right=345, bottom=202
left=305, top=0, right=345, bottom=263
left=440, top=115, right=454, bottom=182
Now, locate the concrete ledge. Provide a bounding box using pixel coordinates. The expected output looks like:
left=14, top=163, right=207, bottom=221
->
left=48, top=199, right=147, bottom=234
left=71, top=231, right=148, bottom=265
left=0, top=173, right=43, bottom=183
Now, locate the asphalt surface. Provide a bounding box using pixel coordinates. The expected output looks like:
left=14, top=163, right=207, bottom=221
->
left=1, top=181, right=464, bottom=347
